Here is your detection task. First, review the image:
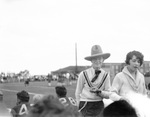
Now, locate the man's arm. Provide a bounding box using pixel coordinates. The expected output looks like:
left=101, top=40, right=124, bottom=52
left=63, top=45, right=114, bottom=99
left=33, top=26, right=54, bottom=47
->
left=109, top=75, right=122, bottom=101
left=75, top=72, right=85, bottom=106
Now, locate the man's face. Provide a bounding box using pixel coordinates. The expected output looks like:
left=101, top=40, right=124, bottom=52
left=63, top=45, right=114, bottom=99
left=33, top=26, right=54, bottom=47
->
left=16, top=97, right=21, bottom=105
left=128, top=55, right=140, bottom=72
left=91, top=57, right=104, bottom=70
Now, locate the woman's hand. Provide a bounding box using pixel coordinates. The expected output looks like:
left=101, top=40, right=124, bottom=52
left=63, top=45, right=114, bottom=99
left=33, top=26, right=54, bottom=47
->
left=90, top=87, right=102, bottom=96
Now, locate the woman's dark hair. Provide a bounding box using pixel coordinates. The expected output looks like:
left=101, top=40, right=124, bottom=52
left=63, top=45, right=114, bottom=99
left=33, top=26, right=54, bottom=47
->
left=102, top=100, right=137, bottom=117
left=125, top=50, right=144, bottom=66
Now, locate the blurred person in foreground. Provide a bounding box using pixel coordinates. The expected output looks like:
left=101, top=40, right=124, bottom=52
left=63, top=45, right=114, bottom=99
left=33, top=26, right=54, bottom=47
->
left=109, top=50, right=147, bottom=101
left=31, top=94, right=44, bottom=106
left=104, top=92, right=150, bottom=117
left=11, top=90, right=31, bottom=117
left=0, top=91, right=12, bottom=117
left=102, top=99, right=138, bottom=117
left=75, top=45, right=112, bottom=117
left=55, top=85, right=77, bottom=107
left=26, top=94, right=81, bottom=117
left=124, top=92, right=150, bottom=117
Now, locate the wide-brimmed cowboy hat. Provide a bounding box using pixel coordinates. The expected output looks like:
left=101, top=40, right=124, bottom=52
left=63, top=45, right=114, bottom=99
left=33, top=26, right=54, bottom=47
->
left=84, top=45, right=110, bottom=61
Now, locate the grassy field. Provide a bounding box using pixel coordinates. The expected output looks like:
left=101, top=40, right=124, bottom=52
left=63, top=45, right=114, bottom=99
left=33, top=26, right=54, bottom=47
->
left=0, top=80, right=77, bottom=109
left=2, top=78, right=150, bottom=109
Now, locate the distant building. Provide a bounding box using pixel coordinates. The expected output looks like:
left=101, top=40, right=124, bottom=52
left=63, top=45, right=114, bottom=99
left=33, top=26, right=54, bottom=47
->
left=102, top=63, right=122, bottom=83
left=51, top=61, right=150, bottom=83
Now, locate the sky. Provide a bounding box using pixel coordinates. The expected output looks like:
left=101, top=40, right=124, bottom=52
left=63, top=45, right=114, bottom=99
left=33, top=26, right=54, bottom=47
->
left=0, top=0, right=150, bottom=75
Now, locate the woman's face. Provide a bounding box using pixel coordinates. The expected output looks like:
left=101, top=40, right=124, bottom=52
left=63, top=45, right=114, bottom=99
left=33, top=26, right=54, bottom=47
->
left=127, top=55, right=141, bottom=73
left=91, top=57, right=104, bottom=70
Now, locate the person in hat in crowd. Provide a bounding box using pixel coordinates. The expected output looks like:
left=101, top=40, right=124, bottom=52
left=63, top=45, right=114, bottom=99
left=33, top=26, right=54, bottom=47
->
left=55, top=85, right=77, bottom=107
left=102, top=99, right=138, bottom=117
left=57, top=74, right=66, bottom=86
left=47, top=73, right=52, bottom=87
left=11, top=90, right=31, bottom=117
left=75, top=45, right=112, bottom=117
left=26, top=94, right=82, bottom=117
left=109, top=50, right=147, bottom=101
left=24, top=78, right=30, bottom=87
left=0, top=90, right=3, bottom=102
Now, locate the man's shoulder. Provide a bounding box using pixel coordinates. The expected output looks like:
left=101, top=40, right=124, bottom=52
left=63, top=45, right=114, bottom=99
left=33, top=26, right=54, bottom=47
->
left=80, top=67, right=93, bottom=75
left=11, top=103, right=31, bottom=117
left=12, top=103, right=31, bottom=111
left=85, top=67, right=92, bottom=71
left=112, top=72, right=125, bottom=81
left=115, top=72, right=124, bottom=77
left=12, top=104, right=21, bottom=110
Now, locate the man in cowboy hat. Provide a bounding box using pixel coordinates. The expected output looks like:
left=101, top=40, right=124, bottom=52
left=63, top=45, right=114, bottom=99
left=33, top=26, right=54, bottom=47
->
left=75, top=45, right=112, bottom=117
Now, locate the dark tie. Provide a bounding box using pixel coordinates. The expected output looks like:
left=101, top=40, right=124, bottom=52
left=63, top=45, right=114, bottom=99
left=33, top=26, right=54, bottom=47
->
left=91, top=70, right=101, bottom=82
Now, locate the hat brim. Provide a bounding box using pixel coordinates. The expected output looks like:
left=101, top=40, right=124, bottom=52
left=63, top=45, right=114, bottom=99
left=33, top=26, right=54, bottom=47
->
left=84, top=53, right=110, bottom=61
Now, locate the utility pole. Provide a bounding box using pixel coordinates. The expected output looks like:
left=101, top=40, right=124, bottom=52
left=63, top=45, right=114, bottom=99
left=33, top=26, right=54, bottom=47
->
left=75, top=43, right=78, bottom=74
